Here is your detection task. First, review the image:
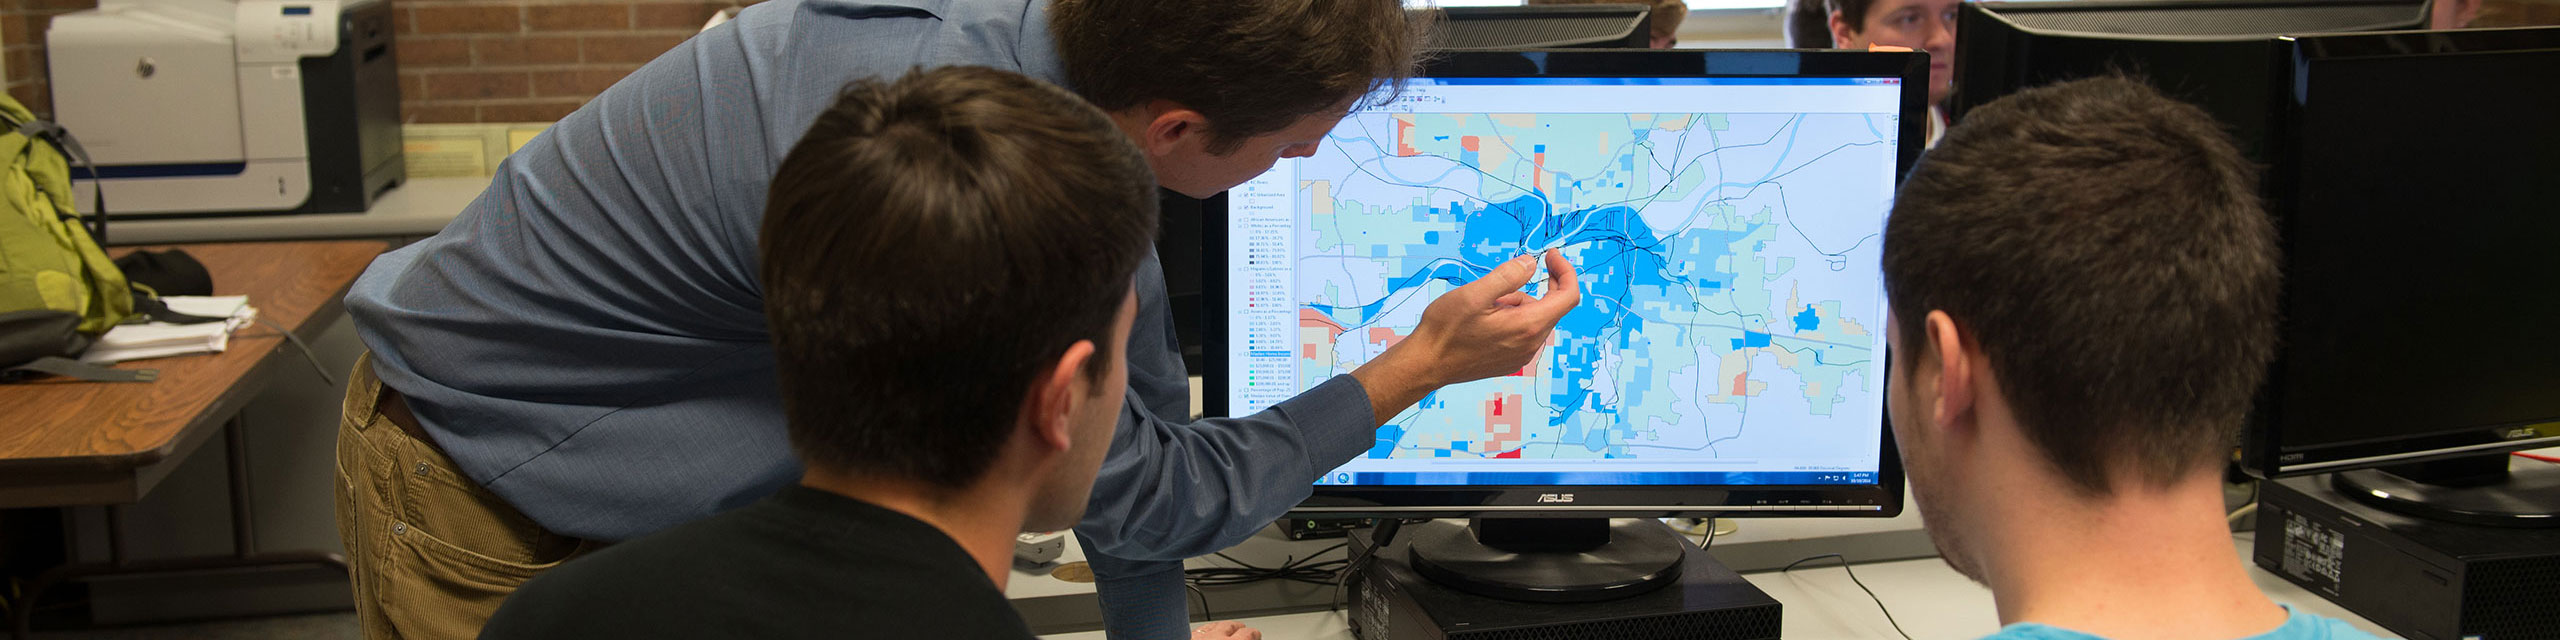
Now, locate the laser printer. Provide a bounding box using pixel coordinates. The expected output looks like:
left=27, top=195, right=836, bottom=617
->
left=47, top=0, right=402, bottom=217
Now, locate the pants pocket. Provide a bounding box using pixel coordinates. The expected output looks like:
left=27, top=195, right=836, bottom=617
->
left=375, top=523, right=582, bottom=640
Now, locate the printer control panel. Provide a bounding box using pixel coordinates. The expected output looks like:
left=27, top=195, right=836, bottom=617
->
left=235, top=0, right=340, bottom=63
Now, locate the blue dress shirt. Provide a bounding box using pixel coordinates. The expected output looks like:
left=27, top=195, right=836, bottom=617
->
left=344, top=0, right=1377, bottom=636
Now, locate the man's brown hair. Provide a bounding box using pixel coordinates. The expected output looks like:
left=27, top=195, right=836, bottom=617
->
left=1050, top=0, right=1424, bottom=154
left=760, top=66, right=1158, bottom=489
left=1881, top=76, right=2279, bottom=496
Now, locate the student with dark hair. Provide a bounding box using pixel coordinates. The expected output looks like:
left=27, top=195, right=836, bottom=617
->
left=480, top=65, right=1158, bottom=638
left=1879, top=76, right=2382, bottom=640
left=1828, top=0, right=1961, bottom=143
left=334, top=1, right=1580, bottom=638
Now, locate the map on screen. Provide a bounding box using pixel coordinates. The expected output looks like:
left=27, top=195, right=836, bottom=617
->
left=1225, top=77, right=1903, bottom=487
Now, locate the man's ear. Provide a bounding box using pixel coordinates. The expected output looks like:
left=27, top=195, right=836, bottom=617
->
left=1128, top=101, right=1208, bottom=158
left=1024, top=340, right=1100, bottom=453
left=1828, top=11, right=1857, bottom=48
left=1922, top=310, right=1977, bottom=432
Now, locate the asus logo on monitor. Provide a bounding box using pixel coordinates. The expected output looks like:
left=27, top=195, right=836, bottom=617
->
left=1536, top=493, right=1576, bottom=503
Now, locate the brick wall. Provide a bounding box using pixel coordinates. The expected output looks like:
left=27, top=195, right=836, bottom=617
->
left=3, top=0, right=92, bottom=117
left=1, top=0, right=754, bottom=123
left=395, top=0, right=758, bottom=123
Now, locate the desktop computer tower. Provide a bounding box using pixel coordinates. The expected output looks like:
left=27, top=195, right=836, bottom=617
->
left=2253, top=476, right=2560, bottom=640
left=1348, top=528, right=1781, bottom=640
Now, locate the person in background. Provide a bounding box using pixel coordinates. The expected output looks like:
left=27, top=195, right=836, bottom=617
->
left=334, top=0, right=1581, bottom=637
left=1826, top=0, right=1960, bottom=144
left=1785, top=0, right=1836, bottom=48
left=1529, top=0, right=1690, bottom=48
left=480, top=65, right=1160, bottom=639
left=2431, top=0, right=2483, bottom=28
left=1878, top=76, right=2383, bottom=640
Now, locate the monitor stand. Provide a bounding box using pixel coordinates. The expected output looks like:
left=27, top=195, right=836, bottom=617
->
left=1405, top=517, right=1685, bottom=603
left=2331, top=453, right=2560, bottom=528
left=1351, top=518, right=1781, bottom=640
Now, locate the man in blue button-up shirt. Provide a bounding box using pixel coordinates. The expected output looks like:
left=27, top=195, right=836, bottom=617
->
left=336, top=1, right=1582, bottom=638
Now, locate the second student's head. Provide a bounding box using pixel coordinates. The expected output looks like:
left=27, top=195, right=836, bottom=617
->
left=760, top=66, right=1158, bottom=533
left=1878, top=76, right=2278, bottom=580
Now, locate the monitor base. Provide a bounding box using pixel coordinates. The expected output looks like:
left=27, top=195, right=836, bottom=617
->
left=2332, top=454, right=2560, bottom=528
left=1353, top=519, right=1780, bottom=640
left=1406, top=518, right=1684, bottom=604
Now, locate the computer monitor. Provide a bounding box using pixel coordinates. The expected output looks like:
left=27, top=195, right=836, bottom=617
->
left=1947, top=1, right=2558, bottom=526
left=1951, top=0, right=2428, bottom=160
left=1205, top=49, right=1925, bottom=600
left=2241, top=27, right=2560, bottom=525
left=1434, top=5, right=1654, bottom=50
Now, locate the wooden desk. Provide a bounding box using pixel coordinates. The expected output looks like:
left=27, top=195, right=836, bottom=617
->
left=0, top=240, right=384, bottom=638
left=0, top=241, right=385, bottom=507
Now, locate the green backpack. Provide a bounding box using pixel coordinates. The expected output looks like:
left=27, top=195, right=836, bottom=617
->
left=0, top=94, right=145, bottom=382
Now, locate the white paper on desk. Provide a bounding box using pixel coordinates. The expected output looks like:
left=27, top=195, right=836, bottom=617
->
left=80, top=296, right=259, bottom=364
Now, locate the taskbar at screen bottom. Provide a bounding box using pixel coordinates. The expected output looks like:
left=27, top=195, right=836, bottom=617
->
left=1314, top=470, right=1879, bottom=486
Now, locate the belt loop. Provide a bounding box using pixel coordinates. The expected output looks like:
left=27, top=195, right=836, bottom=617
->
left=352, top=351, right=385, bottom=432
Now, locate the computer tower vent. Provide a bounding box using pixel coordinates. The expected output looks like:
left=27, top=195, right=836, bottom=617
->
left=2462, top=555, right=2560, bottom=639
left=1451, top=608, right=1781, bottom=640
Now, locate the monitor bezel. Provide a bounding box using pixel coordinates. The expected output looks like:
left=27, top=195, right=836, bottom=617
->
left=1203, top=49, right=1927, bottom=519
left=2240, top=26, right=2560, bottom=478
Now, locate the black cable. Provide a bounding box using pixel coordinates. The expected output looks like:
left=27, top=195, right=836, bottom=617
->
left=1185, top=582, right=1213, bottom=623
left=1334, top=518, right=1408, bottom=612
left=1782, top=553, right=1911, bottom=640
left=1184, top=543, right=1349, bottom=587
left=251, top=315, right=339, bottom=386
left=1700, top=517, right=1719, bottom=553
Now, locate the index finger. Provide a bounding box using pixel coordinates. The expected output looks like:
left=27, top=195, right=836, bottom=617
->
left=1522, top=249, right=1581, bottom=319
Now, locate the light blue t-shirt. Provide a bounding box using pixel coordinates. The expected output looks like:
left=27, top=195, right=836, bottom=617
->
left=1984, top=606, right=2392, bottom=640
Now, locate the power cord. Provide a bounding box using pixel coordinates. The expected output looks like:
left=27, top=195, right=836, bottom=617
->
left=2226, top=480, right=2261, bottom=531
left=1184, top=543, right=1348, bottom=587
left=1782, top=553, right=1912, bottom=640
left=1185, top=582, right=1213, bottom=623
left=1333, top=518, right=1408, bottom=612
left=248, top=316, right=339, bottom=386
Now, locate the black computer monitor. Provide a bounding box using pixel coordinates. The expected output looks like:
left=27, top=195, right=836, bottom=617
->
left=1205, top=49, right=1926, bottom=600
left=1434, top=5, right=1655, bottom=50
left=2241, top=27, right=2560, bottom=525
left=1951, top=0, right=2428, bottom=160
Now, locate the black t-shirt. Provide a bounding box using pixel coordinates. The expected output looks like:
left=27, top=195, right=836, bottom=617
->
left=480, top=485, right=1036, bottom=639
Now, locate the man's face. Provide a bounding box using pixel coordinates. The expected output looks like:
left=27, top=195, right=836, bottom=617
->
left=1885, top=313, right=1985, bottom=583
left=1023, top=288, right=1140, bottom=532
left=1836, top=0, right=1963, bottom=106
left=1153, top=107, right=1347, bottom=198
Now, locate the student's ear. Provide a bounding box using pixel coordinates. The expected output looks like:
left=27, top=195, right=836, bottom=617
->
left=1026, top=340, right=1100, bottom=453
left=1828, top=11, right=1857, bottom=49
left=1129, top=101, right=1209, bottom=159
left=1922, top=310, right=1977, bottom=433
